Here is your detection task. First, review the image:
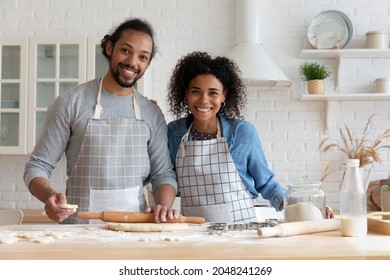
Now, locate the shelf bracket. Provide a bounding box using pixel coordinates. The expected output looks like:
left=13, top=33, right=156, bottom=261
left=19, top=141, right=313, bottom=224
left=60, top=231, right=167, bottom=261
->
left=335, top=55, right=341, bottom=91
left=325, top=99, right=329, bottom=134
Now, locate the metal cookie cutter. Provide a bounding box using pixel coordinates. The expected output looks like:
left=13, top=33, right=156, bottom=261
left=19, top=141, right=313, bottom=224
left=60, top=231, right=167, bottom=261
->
left=208, top=219, right=278, bottom=235
left=247, top=219, right=279, bottom=230
left=208, top=223, right=228, bottom=235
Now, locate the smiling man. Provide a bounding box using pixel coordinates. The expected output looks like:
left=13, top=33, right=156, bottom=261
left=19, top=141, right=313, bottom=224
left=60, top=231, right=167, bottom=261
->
left=24, top=18, right=178, bottom=224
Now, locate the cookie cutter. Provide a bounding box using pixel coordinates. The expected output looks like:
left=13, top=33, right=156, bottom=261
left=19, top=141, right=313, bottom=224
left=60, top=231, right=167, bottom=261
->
left=208, top=219, right=278, bottom=235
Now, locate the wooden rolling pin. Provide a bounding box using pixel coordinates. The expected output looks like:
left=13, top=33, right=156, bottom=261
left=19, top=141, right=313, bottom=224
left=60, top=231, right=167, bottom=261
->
left=257, top=219, right=340, bottom=238
left=78, top=211, right=205, bottom=224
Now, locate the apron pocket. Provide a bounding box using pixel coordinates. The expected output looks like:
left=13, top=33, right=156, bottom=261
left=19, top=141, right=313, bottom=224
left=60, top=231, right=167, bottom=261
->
left=90, top=188, right=144, bottom=224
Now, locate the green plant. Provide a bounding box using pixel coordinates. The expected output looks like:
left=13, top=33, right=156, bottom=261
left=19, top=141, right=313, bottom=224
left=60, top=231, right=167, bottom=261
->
left=299, top=62, right=331, bottom=81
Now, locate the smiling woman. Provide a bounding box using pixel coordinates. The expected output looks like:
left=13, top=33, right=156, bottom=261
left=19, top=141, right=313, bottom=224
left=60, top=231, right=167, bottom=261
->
left=166, top=51, right=287, bottom=223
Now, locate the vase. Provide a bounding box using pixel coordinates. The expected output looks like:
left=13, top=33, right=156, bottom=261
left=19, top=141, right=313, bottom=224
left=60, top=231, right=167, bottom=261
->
left=307, top=79, right=325, bottom=94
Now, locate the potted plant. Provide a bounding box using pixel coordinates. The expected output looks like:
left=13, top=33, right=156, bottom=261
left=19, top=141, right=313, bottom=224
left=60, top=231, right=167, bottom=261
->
left=299, top=62, right=331, bottom=94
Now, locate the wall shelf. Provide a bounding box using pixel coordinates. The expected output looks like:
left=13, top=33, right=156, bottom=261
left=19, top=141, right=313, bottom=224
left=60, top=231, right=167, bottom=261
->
left=299, top=49, right=390, bottom=100
left=300, top=93, right=390, bottom=101
left=300, top=49, right=390, bottom=59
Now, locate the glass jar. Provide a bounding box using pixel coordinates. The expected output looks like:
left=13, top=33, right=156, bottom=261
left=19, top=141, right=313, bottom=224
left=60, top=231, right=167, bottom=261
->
left=284, top=175, right=326, bottom=222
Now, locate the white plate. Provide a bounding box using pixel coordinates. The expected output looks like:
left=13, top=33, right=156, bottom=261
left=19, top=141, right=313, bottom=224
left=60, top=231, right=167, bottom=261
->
left=322, top=10, right=353, bottom=48
left=308, top=11, right=350, bottom=49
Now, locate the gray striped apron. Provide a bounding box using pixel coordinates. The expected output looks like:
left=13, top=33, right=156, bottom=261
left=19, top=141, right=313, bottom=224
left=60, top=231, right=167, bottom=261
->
left=176, top=122, right=257, bottom=223
left=64, top=77, right=149, bottom=224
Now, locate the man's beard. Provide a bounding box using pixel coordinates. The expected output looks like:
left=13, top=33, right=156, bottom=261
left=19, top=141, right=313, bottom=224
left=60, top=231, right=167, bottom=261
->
left=110, top=64, right=143, bottom=88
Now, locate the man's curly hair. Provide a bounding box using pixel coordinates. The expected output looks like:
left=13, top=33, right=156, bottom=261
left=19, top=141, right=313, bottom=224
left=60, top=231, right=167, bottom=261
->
left=100, top=18, right=157, bottom=61
left=167, top=51, right=247, bottom=119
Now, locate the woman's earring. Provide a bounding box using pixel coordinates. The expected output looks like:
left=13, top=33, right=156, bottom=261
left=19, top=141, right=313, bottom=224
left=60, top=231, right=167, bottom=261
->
left=221, top=102, right=226, bottom=107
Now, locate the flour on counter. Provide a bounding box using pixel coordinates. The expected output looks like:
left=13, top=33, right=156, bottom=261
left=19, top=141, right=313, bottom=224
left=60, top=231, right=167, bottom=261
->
left=106, top=222, right=189, bottom=232
left=0, top=227, right=72, bottom=244
left=0, top=223, right=281, bottom=246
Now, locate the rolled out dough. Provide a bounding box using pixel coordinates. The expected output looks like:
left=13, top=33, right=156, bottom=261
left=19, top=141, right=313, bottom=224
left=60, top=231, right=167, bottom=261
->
left=106, top=222, right=189, bottom=232
left=59, top=203, right=78, bottom=209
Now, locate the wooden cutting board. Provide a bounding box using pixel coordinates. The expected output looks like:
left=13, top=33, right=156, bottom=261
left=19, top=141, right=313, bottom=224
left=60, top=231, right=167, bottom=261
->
left=368, top=216, right=390, bottom=235
left=366, top=179, right=387, bottom=209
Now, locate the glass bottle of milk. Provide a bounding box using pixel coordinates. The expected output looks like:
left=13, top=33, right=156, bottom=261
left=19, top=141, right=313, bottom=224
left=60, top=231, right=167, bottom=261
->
left=339, top=159, right=367, bottom=237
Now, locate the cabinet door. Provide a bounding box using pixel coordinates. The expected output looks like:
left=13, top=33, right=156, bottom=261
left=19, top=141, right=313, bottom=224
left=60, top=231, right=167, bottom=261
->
left=87, top=37, right=108, bottom=80
left=27, top=37, right=87, bottom=153
left=0, top=39, right=28, bottom=154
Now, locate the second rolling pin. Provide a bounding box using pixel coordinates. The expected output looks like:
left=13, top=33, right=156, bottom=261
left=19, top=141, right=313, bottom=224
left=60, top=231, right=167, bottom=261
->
left=257, top=219, right=340, bottom=238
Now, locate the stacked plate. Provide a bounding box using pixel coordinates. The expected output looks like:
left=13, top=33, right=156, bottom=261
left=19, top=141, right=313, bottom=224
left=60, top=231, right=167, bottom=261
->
left=307, top=10, right=353, bottom=49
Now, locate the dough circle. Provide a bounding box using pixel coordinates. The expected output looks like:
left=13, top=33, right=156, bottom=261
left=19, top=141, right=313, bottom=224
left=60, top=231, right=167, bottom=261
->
left=59, top=203, right=78, bottom=209
left=106, top=222, right=189, bottom=232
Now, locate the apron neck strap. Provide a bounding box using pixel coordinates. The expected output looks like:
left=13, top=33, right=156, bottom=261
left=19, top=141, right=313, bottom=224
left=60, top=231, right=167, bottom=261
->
left=93, top=77, right=141, bottom=120
left=182, top=119, right=222, bottom=142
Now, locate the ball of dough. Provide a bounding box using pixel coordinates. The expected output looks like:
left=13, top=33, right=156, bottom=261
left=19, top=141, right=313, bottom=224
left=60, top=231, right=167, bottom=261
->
left=284, top=202, right=324, bottom=222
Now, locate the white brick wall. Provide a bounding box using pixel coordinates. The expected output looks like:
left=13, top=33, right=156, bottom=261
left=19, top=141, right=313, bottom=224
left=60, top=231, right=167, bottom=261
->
left=1, top=0, right=390, bottom=211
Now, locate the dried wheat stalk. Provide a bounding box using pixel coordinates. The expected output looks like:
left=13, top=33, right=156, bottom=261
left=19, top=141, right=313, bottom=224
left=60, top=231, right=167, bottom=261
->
left=319, top=114, right=390, bottom=180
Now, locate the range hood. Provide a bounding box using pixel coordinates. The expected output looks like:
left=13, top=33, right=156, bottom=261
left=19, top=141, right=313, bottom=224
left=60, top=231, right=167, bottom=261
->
left=228, top=0, right=291, bottom=88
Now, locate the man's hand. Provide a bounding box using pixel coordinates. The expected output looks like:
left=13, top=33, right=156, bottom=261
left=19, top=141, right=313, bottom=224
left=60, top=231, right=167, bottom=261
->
left=44, top=193, right=77, bottom=222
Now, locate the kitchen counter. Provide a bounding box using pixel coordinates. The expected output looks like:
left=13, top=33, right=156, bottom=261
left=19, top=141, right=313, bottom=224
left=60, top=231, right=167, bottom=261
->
left=0, top=223, right=389, bottom=260
left=21, top=209, right=53, bottom=224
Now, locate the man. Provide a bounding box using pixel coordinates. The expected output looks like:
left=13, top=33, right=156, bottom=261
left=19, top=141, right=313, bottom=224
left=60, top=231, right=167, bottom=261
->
left=24, top=18, right=178, bottom=224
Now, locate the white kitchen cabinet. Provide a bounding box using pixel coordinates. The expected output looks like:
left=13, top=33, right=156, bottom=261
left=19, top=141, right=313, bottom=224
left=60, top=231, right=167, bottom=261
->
left=87, top=38, right=107, bottom=81
left=0, top=39, right=28, bottom=154
left=27, top=37, right=87, bottom=153
left=299, top=49, right=390, bottom=100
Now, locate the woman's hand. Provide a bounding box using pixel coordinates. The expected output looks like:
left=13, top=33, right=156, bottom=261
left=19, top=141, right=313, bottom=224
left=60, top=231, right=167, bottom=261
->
left=325, top=205, right=334, bottom=219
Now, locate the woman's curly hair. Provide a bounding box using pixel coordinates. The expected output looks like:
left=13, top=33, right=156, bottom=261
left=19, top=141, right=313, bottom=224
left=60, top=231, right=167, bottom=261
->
left=167, top=51, right=247, bottom=119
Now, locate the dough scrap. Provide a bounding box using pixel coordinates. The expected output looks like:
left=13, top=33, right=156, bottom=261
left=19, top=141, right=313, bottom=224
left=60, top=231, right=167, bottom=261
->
left=106, top=222, right=189, bottom=232
left=59, top=203, right=78, bottom=209
left=0, top=234, right=18, bottom=244
left=44, top=232, right=71, bottom=239
left=30, top=236, right=55, bottom=243
left=0, top=237, right=18, bottom=244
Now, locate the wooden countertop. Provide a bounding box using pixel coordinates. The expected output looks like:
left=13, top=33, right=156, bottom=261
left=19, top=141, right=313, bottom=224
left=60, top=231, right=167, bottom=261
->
left=21, top=209, right=53, bottom=224
left=1, top=223, right=389, bottom=260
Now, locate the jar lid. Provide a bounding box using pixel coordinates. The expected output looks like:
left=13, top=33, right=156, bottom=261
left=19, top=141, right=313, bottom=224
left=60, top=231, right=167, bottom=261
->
left=375, top=77, right=390, bottom=82
left=366, top=30, right=390, bottom=35
left=288, top=175, right=322, bottom=188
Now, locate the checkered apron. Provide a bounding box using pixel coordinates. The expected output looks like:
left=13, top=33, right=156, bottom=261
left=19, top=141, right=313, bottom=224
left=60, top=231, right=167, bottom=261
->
left=64, top=78, right=149, bottom=224
left=176, top=123, right=257, bottom=223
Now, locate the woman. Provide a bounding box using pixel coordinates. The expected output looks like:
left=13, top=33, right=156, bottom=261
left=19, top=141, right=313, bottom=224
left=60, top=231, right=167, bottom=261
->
left=166, top=51, right=286, bottom=222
